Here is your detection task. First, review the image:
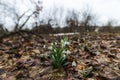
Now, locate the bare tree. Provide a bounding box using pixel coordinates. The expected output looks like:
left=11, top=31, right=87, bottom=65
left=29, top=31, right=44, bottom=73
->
left=80, top=6, right=98, bottom=32
left=100, top=19, right=117, bottom=33
left=42, top=5, right=65, bottom=27
left=29, top=0, right=43, bottom=27
left=0, top=0, right=42, bottom=31
left=65, top=9, right=80, bottom=32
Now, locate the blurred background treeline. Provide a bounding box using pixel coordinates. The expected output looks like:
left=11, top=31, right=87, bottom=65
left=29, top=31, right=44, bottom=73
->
left=0, top=0, right=120, bottom=37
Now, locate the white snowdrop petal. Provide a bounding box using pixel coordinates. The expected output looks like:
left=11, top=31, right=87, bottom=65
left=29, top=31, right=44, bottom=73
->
left=72, top=61, right=77, bottom=67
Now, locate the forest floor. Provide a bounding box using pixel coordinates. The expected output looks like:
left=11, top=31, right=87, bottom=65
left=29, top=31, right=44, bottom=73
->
left=0, top=31, right=120, bottom=80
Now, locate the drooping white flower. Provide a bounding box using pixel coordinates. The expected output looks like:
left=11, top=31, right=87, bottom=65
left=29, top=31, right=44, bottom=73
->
left=51, top=43, right=54, bottom=46
left=43, top=45, right=46, bottom=48
left=72, top=61, right=77, bottom=67
left=66, top=50, right=71, bottom=54
left=48, top=46, right=52, bottom=50
left=61, top=39, right=69, bottom=47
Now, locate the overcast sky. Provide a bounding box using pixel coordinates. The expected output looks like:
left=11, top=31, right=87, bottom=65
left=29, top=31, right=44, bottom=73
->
left=1, top=0, right=120, bottom=30
left=43, top=0, right=120, bottom=25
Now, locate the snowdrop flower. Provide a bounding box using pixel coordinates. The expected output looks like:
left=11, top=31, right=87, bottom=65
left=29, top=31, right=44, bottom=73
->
left=51, top=42, right=54, bottom=46
left=63, top=54, right=66, bottom=58
left=61, top=39, right=70, bottom=47
left=43, top=45, right=46, bottom=48
left=48, top=46, right=52, bottom=50
left=65, top=50, right=71, bottom=54
left=65, top=41, right=70, bottom=45
left=72, top=61, right=77, bottom=67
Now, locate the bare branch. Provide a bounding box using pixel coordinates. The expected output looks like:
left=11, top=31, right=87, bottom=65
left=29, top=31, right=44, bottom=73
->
left=19, top=12, right=34, bottom=30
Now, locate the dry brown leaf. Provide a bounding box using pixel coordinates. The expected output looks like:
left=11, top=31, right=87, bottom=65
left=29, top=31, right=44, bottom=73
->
left=31, top=49, right=40, bottom=54
left=76, top=64, right=84, bottom=70
left=69, top=45, right=74, bottom=52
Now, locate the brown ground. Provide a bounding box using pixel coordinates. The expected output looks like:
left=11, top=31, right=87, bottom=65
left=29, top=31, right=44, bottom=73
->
left=0, top=31, right=120, bottom=80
